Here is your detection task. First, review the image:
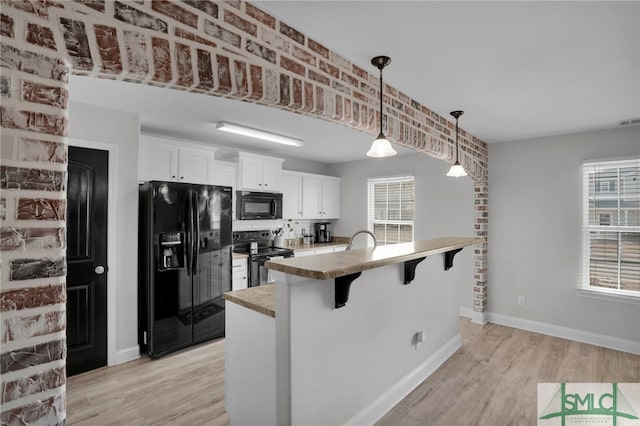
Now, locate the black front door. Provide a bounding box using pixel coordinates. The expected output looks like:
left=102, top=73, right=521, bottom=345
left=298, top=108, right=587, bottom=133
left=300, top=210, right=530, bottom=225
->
left=66, top=146, right=108, bottom=376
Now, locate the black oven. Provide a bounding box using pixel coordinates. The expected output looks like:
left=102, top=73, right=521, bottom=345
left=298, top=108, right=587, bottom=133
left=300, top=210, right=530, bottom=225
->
left=233, top=230, right=294, bottom=287
left=236, top=191, right=282, bottom=220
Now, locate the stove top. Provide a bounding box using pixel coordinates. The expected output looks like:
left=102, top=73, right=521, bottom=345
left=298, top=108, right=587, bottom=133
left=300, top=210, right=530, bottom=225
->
left=233, top=230, right=293, bottom=258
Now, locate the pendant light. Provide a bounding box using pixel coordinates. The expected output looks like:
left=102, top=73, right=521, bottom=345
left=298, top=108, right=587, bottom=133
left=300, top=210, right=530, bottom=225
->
left=446, top=110, right=468, bottom=177
left=367, top=56, right=397, bottom=158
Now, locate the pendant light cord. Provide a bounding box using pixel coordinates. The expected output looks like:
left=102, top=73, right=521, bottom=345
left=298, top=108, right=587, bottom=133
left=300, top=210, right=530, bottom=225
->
left=455, top=116, right=459, bottom=162
left=450, top=110, right=464, bottom=164
left=379, top=67, right=384, bottom=136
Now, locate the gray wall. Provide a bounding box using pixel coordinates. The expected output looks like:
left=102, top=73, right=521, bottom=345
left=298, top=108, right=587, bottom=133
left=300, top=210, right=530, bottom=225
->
left=488, top=125, right=640, bottom=342
left=69, top=101, right=141, bottom=361
left=330, top=151, right=476, bottom=307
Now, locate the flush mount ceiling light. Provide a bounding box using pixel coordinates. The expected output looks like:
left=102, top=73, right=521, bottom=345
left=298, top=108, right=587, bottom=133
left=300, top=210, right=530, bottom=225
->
left=366, top=55, right=397, bottom=158
left=215, top=122, right=304, bottom=147
left=446, top=110, right=468, bottom=177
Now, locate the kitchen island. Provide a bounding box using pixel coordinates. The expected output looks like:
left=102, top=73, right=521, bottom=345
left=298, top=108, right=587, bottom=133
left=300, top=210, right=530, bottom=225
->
left=223, top=237, right=482, bottom=426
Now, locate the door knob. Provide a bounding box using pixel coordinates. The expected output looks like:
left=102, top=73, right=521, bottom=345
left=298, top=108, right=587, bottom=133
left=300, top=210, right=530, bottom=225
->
left=95, top=265, right=105, bottom=274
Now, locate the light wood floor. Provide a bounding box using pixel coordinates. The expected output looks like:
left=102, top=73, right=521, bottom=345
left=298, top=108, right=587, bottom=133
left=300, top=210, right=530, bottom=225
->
left=66, top=319, right=639, bottom=425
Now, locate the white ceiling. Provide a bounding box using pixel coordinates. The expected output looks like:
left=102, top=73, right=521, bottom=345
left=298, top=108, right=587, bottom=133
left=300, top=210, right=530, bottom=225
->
left=69, top=1, right=639, bottom=164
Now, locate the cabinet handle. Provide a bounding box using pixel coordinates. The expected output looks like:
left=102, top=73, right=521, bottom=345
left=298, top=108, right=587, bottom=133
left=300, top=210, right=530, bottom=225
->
left=264, top=183, right=268, bottom=187
left=259, top=183, right=262, bottom=186
left=181, top=176, right=184, bottom=180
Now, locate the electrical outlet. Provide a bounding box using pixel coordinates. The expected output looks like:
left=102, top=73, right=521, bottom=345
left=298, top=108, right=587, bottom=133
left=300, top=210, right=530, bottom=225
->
left=518, top=296, right=526, bottom=306
left=413, top=331, right=424, bottom=350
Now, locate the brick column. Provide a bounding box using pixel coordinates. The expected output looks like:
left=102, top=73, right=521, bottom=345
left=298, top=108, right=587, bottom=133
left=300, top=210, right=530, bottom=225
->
left=1, top=1, right=490, bottom=422
left=1, top=5, right=69, bottom=424
left=473, top=179, right=489, bottom=324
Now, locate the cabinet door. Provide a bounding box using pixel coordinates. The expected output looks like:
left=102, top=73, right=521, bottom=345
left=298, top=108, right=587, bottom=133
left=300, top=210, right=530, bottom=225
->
left=281, top=172, right=302, bottom=219
left=301, top=176, right=322, bottom=219
left=178, top=147, right=215, bottom=184
left=139, top=139, right=178, bottom=182
left=321, top=178, right=341, bottom=218
left=232, top=259, right=248, bottom=291
left=261, top=159, right=282, bottom=191
left=239, top=157, right=263, bottom=191
left=213, top=162, right=237, bottom=189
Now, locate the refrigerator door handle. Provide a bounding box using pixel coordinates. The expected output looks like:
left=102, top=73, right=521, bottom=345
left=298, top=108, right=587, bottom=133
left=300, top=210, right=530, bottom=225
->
left=193, top=191, right=200, bottom=274
left=186, top=190, right=193, bottom=276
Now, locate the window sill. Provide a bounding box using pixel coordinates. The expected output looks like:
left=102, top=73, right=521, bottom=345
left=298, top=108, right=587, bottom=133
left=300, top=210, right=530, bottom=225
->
left=576, top=287, right=640, bottom=305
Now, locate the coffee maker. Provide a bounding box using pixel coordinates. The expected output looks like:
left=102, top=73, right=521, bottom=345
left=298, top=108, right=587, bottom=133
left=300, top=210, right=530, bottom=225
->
left=314, top=222, right=332, bottom=243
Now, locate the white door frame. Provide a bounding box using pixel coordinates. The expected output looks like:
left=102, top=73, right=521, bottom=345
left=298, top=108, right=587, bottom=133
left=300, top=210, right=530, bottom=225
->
left=69, top=138, right=119, bottom=366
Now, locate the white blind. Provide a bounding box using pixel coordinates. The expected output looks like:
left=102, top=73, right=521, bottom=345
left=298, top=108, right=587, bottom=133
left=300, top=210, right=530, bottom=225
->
left=581, top=159, right=640, bottom=295
left=367, top=176, right=415, bottom=245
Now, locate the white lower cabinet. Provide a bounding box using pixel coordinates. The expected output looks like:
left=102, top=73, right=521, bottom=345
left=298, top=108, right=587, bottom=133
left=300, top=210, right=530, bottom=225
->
left=232, top=258, right=248, bottom=291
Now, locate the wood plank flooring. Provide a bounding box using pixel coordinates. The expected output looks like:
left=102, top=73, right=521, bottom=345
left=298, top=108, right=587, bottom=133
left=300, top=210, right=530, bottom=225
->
left=66, top=319, right=639, bottom=425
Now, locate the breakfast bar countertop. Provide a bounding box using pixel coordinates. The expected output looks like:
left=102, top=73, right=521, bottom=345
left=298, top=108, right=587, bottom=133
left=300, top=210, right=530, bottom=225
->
left=223, top=284, right=275, bottom=318
left=265, top=236, right=483, bottom=280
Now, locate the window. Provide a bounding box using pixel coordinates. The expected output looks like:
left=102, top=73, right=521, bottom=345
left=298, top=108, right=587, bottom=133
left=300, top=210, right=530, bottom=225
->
left=368, top=176, right=414, bottom=245
left=582, top=159, right=640, bottom=298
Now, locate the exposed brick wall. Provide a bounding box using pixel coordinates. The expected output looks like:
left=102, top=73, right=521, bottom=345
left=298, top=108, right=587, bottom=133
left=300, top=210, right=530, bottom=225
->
left=0, top=1, right=489, bottom=422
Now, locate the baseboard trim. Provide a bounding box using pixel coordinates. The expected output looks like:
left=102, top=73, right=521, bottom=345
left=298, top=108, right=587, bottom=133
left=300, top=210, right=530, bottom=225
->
left=458, top=307, right=640, bottom=355
left=459, top=306, right=473, bottom=319
left=345, top=333, right=462, bottom=426
left=112, top=346, right=140, bottom=365
left=488, top=312, right=640, bottom=355
left=459, top=307, right=487, bottom=325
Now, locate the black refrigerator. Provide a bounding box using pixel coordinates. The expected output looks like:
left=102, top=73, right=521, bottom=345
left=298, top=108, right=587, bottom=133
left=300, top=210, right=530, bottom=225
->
left=138, top=181, right=232, bottom=358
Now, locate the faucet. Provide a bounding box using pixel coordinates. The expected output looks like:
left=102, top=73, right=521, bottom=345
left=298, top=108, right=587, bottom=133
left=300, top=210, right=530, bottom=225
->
left=345, top=229, right=377, bottom=251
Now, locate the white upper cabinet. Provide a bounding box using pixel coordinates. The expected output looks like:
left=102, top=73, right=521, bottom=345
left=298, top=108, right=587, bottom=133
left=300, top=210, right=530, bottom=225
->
left=178, top=146, right=216, bottom=184
left=139, top=139, right=178, bottom=182
left=302, top=176, right=322, bottom=218
left=139, top=135, right=216, bottom=184
left=281, top=172, right=303, bottom=219
left=227, top=152, right=284, bottom=192
left=320, top=177, right=341, bottom=219
left=213, top=161, right=238, bottom=189
left=283, top=171, right=340, bottom=219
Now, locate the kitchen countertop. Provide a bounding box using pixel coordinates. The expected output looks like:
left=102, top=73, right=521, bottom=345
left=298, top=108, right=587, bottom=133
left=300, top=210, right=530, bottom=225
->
left=224, top=237, right=482, bottom=318
left=281, top=237, right=349, bottom=252
left=265, top=237, right=483, bottom=280
left=232, top=252, right=248, bottom=260
left=223, top=284, right=275, bottom=318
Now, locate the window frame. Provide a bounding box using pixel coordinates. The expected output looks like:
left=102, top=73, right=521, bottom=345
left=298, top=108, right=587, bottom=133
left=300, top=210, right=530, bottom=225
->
left=367, top=175, right=415, bottom=246
left=580, top=158, right=640, bottom=305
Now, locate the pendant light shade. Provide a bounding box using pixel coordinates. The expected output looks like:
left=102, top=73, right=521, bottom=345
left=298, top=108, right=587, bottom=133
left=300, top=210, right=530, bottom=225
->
left=367, top=56, right=397, bottom=158
left=446, top=110, right=468, bottom=177
left=367, top=132, right=396, bottom=157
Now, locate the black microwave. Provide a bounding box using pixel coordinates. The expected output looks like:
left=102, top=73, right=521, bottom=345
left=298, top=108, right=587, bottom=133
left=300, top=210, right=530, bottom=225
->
left=236, top=191, right=282, bottom=220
